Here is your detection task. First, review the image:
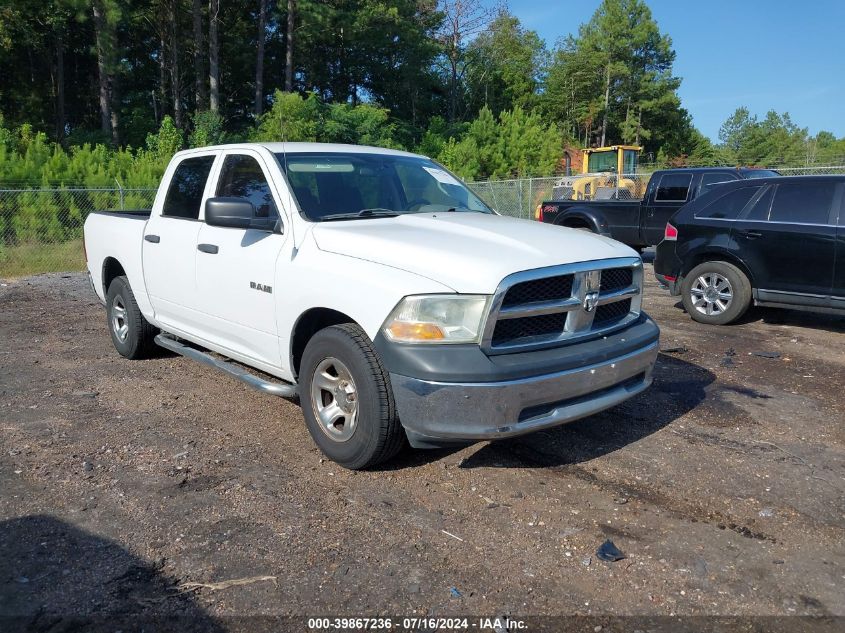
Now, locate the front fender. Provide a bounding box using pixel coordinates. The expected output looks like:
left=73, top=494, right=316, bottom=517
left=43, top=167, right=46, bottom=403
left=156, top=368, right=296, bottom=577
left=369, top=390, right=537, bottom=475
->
left=276, top=242, right=455, bottom=379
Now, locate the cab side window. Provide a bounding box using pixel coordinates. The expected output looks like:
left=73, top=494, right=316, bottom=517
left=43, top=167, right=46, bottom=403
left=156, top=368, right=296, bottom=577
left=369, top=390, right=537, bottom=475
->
left=162, top=156, right=215, bottom=219
left=655, top=174, right=692, bottom=202
left=217, top=154, right=279, bottom=219
left=698, top=172, right=737, bottom=196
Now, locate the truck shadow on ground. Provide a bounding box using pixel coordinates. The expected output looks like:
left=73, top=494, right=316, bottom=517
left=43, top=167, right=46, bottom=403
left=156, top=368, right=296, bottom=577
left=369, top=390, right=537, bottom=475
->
left=753, top=306, right=845, bottom=332
left=0, top=515, right=223, bottom=632
left=390, top=354, right=715, bottom=470
left=468, top=353, right=715, bottom=469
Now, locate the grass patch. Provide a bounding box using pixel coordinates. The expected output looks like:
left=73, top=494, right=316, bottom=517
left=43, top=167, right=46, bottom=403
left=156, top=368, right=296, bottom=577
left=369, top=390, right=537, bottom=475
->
left=0, top=239, right=86, bottom=278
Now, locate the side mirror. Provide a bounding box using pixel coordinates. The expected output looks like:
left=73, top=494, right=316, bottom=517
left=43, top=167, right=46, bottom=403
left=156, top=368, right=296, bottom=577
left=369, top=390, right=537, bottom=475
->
left=205, top=197, right=255, bottom=229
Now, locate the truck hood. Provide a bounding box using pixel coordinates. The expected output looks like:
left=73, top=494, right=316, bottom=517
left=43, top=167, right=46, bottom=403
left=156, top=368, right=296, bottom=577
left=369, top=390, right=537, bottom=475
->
left=311, top=212, right=636, bottom=293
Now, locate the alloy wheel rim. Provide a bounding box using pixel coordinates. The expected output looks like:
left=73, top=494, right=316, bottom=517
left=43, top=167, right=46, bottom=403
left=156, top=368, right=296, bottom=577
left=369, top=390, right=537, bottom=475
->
left=111, top=297, right=129, bottom=342
left=310, top=357, right=358, bottom=443
left=690, top=273, right=733, bottom=316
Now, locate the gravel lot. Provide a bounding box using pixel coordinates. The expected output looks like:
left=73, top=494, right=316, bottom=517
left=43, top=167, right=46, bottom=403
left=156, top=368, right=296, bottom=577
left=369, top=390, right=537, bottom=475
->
left=1, top=262, right=844, bottom=629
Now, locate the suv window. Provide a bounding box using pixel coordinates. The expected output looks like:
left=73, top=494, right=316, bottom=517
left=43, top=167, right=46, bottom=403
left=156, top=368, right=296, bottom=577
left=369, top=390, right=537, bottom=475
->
left=655, top=173, right=692, bottom=202
left=769, top=182, right=836, bottom=225
left=162, top=156, right=215, bottom=219
left=744, top=186, right=774, bottom=221
left=695, top=186, right=760, bottom=220
left=216, top=154, right=279, bottom=218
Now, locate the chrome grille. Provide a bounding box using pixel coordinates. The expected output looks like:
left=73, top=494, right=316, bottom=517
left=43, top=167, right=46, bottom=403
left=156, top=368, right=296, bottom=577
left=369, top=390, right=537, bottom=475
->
left=593, top=298, right=632, bottom=327
left=599, top=267, right=633, bottom=292
left=481, top=257, right=643, bottom=354
left=492, top=313, right=567, bottom=346
left=501, top=275, right=574, bottom=307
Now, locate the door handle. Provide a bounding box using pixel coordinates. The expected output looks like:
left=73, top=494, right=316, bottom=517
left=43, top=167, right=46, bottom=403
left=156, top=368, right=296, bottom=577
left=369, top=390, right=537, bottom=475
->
left=738, top=229, right=763, bottom=239
left=144, top=234, right=160, bottom=243
left=197, top=243, right=219, bottom=254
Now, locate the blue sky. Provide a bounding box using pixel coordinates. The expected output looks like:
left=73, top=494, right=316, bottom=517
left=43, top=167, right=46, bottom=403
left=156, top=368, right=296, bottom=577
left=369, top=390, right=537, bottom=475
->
left=483, top=0, right=845, bottom=141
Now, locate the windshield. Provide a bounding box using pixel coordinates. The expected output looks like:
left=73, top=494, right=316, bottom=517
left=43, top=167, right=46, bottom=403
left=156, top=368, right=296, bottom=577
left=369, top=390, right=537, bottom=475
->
left=274, top=152, right=492, bottom=221
left=587, top=151, right=618, bottom=173
left=742, top=169, right=780, bottom=179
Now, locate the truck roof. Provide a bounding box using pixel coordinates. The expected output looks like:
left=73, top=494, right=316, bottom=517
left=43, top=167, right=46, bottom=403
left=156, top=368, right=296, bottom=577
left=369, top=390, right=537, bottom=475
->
left=175, top=142, right=426, bottom=159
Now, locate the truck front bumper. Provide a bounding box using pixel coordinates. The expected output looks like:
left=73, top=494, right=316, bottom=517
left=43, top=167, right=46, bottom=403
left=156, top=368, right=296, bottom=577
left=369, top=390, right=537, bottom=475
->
left=387, top=320, right=659, bottom=446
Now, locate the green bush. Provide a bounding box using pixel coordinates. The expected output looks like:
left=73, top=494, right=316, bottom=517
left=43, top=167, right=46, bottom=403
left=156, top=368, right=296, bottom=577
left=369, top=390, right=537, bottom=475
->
left=0, top=116, right=176, bottom=252
left=253, top=91, right=400, bottom=148
left=0, top=99, right=565, bottom=264
left=436, top=106, right=562, bottom=180
left=189, top=111, right=227, bottom=148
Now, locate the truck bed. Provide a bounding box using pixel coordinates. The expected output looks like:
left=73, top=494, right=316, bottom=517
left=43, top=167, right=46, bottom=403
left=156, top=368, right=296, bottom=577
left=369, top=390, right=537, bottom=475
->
left=83, top=209, right=152, bottom=308
left=540, top=198, right=643, bottom=247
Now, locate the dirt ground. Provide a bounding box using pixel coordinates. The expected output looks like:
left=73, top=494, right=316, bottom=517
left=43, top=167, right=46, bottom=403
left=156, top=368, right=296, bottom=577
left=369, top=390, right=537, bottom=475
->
left=1, top=260, right=844, bottom=630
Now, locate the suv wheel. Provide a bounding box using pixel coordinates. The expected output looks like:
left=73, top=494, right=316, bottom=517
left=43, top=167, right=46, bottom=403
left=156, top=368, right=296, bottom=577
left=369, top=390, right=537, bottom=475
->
left=681, top=261, right=752, bottom=325
left=300, top=324, right=404, bottom=469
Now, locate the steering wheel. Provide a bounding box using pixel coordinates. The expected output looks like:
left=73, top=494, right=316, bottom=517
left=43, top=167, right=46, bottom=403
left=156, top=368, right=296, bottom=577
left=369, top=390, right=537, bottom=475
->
left=405, top=198, right=431, bottom=212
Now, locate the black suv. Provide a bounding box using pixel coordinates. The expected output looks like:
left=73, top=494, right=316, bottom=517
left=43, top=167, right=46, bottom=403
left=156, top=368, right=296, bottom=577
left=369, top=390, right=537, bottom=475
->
left=654, top=175, right=845, bottom=325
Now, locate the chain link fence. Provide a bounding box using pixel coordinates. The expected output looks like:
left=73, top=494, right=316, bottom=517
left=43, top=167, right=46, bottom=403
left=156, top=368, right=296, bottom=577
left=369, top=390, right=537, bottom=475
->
left=774, top=165, right=845, bottom=175
left=468, top=174, right=651, bottom=219
left=0, top=186, right=156, bottom=277
left=468, top=165, right=845, bottom=219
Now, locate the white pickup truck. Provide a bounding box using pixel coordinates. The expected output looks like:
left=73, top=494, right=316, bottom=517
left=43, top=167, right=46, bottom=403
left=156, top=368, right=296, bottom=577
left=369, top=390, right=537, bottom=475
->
left=84, top=142, right=659, bottom=469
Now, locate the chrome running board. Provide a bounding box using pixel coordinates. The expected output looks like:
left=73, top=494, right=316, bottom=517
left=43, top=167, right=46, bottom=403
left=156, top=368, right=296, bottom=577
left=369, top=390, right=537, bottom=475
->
left=154, top=334, right=298, bottom=398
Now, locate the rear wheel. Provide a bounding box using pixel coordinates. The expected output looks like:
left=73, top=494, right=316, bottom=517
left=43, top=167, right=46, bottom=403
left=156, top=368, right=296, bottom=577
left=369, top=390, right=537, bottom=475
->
left=300, top=324, right=404, bottom=469
left=681, top=261, right=751, bottom=325
left=105, top=276, right=158, bottom=359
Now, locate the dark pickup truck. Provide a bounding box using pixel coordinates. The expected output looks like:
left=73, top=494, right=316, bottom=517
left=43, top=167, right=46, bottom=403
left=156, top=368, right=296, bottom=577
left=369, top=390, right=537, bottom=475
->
left=537, top=167, right=779, bottom=249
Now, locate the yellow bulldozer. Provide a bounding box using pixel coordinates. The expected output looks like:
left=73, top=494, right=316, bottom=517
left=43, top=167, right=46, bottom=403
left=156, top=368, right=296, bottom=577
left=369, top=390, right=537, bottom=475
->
left=552, top=145, right=645, bottom=201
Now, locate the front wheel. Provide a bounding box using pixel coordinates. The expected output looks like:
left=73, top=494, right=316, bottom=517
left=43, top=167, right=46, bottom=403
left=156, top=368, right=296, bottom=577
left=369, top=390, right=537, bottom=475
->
left=681, top=261, right=752, bottom=325
left=300, top=324, right=405, bottom=469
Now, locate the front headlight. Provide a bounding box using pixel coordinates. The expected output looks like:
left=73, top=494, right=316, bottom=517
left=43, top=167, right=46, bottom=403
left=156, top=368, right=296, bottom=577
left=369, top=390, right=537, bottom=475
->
left=383, top=295, right=490, bottom=344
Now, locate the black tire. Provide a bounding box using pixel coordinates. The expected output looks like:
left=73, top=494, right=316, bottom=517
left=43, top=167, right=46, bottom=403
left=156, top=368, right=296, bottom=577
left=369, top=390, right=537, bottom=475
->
left=681, top=261, right=752, bottom=325
left=300, top=323, right=404, bottom=469
left=105, top=275, right=158, bottom=359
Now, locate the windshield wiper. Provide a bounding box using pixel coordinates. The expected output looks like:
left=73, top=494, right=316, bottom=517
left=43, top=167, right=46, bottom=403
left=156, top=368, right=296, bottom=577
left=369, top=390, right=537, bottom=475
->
left=319, top=208, right=401, bottom=221
left=413, top=205, right=476, bottom=214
